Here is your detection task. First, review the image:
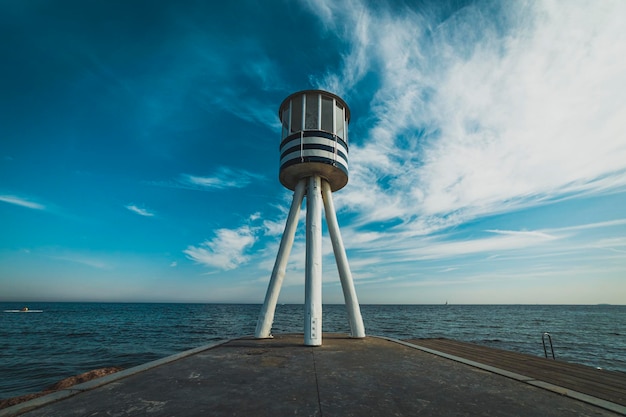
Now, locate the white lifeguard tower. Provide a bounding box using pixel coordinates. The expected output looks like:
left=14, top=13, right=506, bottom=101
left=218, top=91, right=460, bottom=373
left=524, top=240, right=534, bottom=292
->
left=255, top=90, right=366, bottom=346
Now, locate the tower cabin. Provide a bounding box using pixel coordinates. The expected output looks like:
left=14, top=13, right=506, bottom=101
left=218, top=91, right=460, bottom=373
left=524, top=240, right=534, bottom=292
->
left=278, top=90, right=350, bottom=192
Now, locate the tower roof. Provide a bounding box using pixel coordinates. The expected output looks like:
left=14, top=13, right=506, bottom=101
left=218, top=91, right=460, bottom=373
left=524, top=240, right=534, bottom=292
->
left=278, top=89, right=351, bottom=123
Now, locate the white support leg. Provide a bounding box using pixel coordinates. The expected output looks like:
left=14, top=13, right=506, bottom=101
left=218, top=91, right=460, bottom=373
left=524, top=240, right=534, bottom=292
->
left=305, top=176, right=323, bottom=346
left=255, top=179, right=306, bottom=338
left=321, top=180, right=366, bottom=338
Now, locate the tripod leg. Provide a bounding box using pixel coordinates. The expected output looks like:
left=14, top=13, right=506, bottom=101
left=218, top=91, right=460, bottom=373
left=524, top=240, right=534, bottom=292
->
left=255, top=179, right=306, bottom=338
left=321, top=180, right=365, bottom=338
left=304, top=176, right=323, bottom=346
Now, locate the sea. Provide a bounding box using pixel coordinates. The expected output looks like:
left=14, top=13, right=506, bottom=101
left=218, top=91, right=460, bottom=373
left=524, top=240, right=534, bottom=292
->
left=1, top=303, right=624, bottom=400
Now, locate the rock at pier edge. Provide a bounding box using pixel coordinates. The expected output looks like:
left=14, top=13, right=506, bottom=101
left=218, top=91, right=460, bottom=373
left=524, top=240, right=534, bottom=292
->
left=0, top=367, right=122, bottom=410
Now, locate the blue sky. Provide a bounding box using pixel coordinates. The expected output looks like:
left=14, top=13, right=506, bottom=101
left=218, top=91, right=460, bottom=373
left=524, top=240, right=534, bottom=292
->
left=1, top=0, right=625, bottom=304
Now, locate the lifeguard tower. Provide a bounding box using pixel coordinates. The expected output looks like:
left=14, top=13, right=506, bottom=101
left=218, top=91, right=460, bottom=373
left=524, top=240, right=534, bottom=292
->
left=255, top=90, right=365, bottom=346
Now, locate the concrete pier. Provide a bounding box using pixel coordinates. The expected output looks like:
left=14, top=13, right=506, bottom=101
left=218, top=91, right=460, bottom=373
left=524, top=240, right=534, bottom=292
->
left=2, top=334, right=624, bottom=417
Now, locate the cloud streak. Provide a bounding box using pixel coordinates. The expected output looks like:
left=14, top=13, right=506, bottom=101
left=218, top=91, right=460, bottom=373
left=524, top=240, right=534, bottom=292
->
left=49, top=253, right=109, bottom=269
left=125, top=204, right=155, bottom=217
left=179, top=167, right=265, bottom=191
left=397, top=229, right=560, bottom=261
left=0, top=194, right=45, bottom=210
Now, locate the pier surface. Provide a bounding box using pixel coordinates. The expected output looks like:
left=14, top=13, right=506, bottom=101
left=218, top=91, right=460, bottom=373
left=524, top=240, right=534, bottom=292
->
left=3, top=334, right=624, bottom=417
left=408, top=337, right=626, bottom=407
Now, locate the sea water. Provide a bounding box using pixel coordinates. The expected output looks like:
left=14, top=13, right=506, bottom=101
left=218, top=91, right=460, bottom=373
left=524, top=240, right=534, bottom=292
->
left=1, top=303, right=624, bottom=400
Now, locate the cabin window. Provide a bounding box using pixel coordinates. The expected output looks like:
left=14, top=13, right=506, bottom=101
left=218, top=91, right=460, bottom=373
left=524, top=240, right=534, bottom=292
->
left=335, top=103, right=345, bottom=139
left=281, top=105, right=290, bottom=139
left=305, top=93, right=319, bottom=130
left=290, top=96, right=303, bottom=133
left=321, top=96, right=333, bottom=132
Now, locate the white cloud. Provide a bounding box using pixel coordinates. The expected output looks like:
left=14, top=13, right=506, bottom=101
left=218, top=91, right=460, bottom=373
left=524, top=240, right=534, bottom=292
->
left=485, top=229, right=556, bottom=240
left=248, top=212, right=261, bottom=222
left=179, top=167, right=265, bottom=190
left=589, top=237, right=626, bottom=254
left=545, top=218, right=626, bottom=233
left=125, top=204, right=155, bottom=217
left=404, top=229, right=560, bottom=261
left=261, top=219, right=284, bottom=237
left=306, top=0, right=626, bottom=234
left=184, top=225, right=257, bottom=270
left=184, top=208, right=288, bottom=272
left=0, top=194, right=45, bottom=210
left=415, top=1, right=626, bottom=217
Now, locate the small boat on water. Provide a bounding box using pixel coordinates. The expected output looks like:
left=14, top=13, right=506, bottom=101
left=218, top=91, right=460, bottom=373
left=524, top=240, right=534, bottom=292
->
left=3, top=306, right=44, bottom=313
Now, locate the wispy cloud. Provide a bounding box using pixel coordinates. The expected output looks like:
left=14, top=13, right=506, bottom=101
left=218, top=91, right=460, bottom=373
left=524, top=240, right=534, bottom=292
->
left=305, top=0, right=626, bottom=234
left=198, top=86, right=283, bottom=132
left=485, top=229, right=556, bottom=240
left=545, top=219, right=626, bottom=233
left=125, top=204, right=155, bottom=217
left=0, top=194, right=45, bottom=210
left=184, top=225, right=257, bottom=270
left=401, top=229, right=560, bottom=261
left=178, top=167, right=265, bottom=191
left=47, top=252, right=110, bottom=269
left=328, top=216, right=625, bottom=292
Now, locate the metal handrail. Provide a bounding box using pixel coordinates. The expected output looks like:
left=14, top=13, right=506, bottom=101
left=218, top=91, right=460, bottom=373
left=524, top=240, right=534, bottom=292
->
left=542, top=332, right=555, bottom=359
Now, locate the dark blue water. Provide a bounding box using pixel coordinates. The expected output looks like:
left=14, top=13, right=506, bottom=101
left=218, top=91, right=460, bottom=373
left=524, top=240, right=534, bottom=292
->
left=1, top=303, right=624, bottom=400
